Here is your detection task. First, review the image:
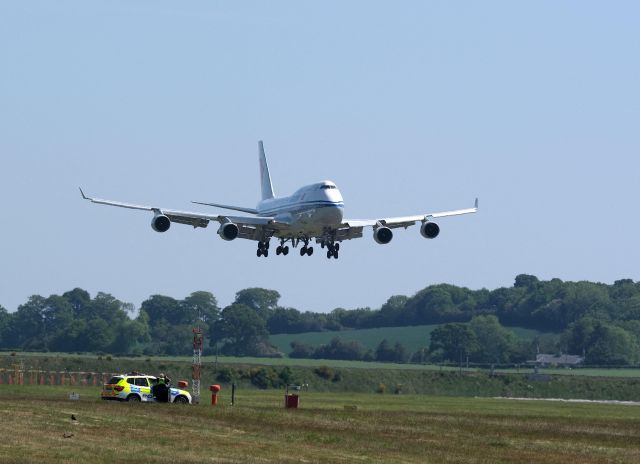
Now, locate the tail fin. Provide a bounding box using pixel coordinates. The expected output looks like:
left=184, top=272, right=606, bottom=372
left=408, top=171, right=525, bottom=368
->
left=258, top=140, right=275, bottom=200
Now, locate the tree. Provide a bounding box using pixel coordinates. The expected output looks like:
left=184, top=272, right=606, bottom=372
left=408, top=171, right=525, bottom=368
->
left=0, top=305, right=10, bottom=348
left=180, top=291, right=220, bottom=325
left=429, top=323, right=476, bottom=363
left=373, top=339, right=408, bottom=362
left=214, top=304, right=269, bottom=356
left=6, top=296, right=47, bottom=350
left=289, top=341, right=314, bottom=358
left=140, top=295, right=181, bottom=326
left=469, top=315, right=515, bottom=364
left=587, top=324, right=638, bottom=365
left=234, top=288, right=281, bottom=321
left=313, top=338, right=370, bottom=361
left=376, top=295, right=408, bottom=326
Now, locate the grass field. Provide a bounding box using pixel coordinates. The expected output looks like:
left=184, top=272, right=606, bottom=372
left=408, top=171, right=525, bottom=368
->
left=1, top=385, right=639, bottom=463
left=6, top=352, right=640, bottom=379
left=269, top=324, right=556, bottom=355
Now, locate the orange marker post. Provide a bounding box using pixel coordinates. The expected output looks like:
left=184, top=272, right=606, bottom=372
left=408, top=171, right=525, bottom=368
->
left=209, top=384, right=221, bottom=406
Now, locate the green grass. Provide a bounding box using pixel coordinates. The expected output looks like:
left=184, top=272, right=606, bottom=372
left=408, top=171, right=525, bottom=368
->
left=0, top=385, right=638, bottom=463
left=269, top=324, right=558, bottom=354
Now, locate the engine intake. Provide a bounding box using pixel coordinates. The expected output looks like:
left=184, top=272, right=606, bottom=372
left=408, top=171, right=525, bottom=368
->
left=218, top=222, right=239, bottom=241
left=420, top=221, right=440, bottom=239
left=151, top=214, right=171, bottom=233
left=373, top=226, right=393, bottom=244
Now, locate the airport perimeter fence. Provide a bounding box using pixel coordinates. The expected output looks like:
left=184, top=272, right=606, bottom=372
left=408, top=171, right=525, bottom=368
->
left=0, top=369, right=118, bottom=387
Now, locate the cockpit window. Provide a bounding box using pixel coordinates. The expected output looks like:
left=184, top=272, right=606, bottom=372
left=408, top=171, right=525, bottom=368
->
left=320, top=185, right=336, bottom=189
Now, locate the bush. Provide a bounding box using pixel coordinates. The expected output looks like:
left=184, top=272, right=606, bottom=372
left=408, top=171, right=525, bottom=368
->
left=313, top=366, right=334, bottom=380
left=376, top=383, right=386, bottom=394
left=216, top=367, right=236, bottom=383
left=249, top=367, right=282, bottom=389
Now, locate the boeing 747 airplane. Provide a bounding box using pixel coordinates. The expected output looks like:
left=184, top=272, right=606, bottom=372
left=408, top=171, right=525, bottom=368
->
left=80, top=141, right=477, bottom=259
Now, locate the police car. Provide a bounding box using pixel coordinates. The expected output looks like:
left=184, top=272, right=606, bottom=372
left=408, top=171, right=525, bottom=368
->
left=101, top=374, right=192, bottom=404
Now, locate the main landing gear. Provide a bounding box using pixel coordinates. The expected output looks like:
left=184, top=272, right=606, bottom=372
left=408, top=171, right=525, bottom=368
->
left=320, top=241, right=339, bottom=259
left=296, top=237, right=313, bottom=256
left=276, top=239, right=290, bottom=256
left=257, top=241, right=269, bottom=257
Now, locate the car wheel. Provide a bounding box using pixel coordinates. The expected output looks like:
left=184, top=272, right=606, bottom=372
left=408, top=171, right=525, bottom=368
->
left=126, top=394, right=141, bottom=402
left=174, top=396, right=189, bottom=404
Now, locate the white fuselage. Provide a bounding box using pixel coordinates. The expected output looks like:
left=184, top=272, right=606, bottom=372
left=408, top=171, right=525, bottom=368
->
left=256, top=181, right=344, bottom=231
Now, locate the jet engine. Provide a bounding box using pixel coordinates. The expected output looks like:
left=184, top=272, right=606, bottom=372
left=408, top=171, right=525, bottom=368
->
left=151, top=214, right=171, bottom=233
left=420, top=221, right=440, bottom=239
left=373, top=226, right=393, bottom=244
left=217, top=222, right=239, bottom=241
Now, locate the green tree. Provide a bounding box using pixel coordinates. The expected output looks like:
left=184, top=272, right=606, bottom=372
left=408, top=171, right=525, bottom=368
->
left=180, top=291, right=220, bottom=325
left=6, top=296, right=47, bottom=350
left=587, top=323, right=638, bottom=365
left=469, top=315, right=515, bottom=363
left=214, top=303, right=269, bottom=356
left=140, top=295, right=181, bottom=325
left=429, top=323, right=476, bottom=363
left=234, top=288, right=281, bottom=321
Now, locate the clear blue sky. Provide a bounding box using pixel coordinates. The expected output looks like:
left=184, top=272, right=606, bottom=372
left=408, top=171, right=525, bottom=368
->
left=1, top=1, right=638, bottom=314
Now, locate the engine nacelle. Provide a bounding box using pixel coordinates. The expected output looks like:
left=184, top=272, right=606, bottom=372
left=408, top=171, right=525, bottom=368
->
left=217, top=222, right=239, bottom=241
left=373, top=226, right=393, bottom=244
left=151, top=214, right=171, bottom=233
left=420, top=221, right=440, bottom=239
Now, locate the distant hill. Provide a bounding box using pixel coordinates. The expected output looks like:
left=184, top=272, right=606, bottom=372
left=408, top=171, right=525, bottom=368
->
left=269, top=324, right=555, bottom=355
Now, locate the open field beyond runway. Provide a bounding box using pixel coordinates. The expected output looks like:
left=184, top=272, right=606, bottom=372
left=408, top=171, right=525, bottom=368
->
left=1, top=385, right=639, bottom=463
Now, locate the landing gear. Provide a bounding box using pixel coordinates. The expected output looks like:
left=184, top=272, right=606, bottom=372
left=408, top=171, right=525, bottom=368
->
left=293, top=237, right=313, bottom=257
left=257, top=240, right=269, bottom=258
left=326, top=242, right=339, bottom=259
left=275, top=239, right=290, bottom=256
left=276, top=245, right=290, bottom=256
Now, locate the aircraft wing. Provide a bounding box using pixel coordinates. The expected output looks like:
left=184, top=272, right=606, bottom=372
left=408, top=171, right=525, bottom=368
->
left=338, top=198, right=478, bottom=235
left=79, top=188, right=278, bottom=239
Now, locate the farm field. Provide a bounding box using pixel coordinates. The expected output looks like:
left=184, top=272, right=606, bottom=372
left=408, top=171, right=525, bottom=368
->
left=1, top=385, right=639, bottom=463
left=269, top=324, right=555, bottom=355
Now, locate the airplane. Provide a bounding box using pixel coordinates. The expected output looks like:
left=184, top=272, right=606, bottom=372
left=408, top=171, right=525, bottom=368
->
left=80, top=141, right=478, bottom=259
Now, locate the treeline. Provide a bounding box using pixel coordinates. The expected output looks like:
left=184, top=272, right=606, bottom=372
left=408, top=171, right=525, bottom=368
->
left=268, top=275, right=640, bottom=334
left=1, top=275, right=639, bottom=365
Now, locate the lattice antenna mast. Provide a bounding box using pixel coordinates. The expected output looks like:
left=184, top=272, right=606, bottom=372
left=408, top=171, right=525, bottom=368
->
left=192, top=327, right=203, bottom=404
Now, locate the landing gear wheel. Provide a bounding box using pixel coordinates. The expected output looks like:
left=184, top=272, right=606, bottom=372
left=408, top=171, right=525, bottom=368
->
left=327, top=250, right=332, bottom=259
left=334, top=243, right=340, bottom=251
left=300, top=246, right=307, bottom=256
left=306, top=246, right=314, bottom=256
left=263, top=249, right=269, bottom=257
left=334, top=251, right=339, bottom=259
left=276, top=246, right=282, bottom=255
left=257, top=249, right=262, bottom=257
left=283, top=246, right=289, bottom=255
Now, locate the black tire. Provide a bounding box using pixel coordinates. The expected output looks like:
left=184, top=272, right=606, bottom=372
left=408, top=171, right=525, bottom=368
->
left=126, top=394, right=141, bottom=402
left=174, top=396, right=189, bottom=404
left=283, top=246, right=289, bottom=255
left=307, top=247, right=314, bottom=256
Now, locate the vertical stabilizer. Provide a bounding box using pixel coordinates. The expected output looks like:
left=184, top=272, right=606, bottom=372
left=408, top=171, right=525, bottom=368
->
left=258, top=140, right=275, bottom=200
